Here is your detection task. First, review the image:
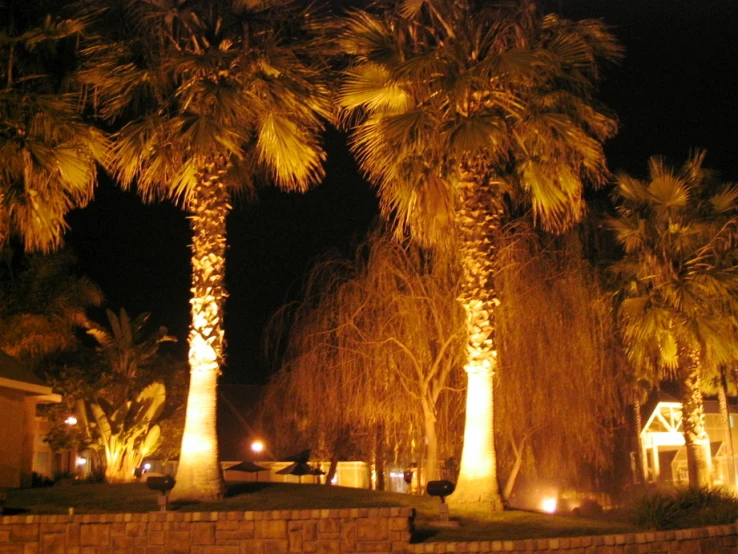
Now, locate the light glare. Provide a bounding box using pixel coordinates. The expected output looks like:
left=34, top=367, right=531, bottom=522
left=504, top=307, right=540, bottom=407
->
left=541, top=497, right=557, bottom=513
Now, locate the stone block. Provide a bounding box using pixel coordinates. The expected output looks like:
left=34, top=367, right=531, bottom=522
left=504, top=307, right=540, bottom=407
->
left=126, top=522, right=147, bottom=537
left=11, top=524, right=39, bottom=543
left=111, top=536, right=136, bottom=549
left=289, top=527, right=304, bottom=552
left=80, top=525, right=110, bottom=547
left=40, top=532, right=65, bottom=554
left=318, top=520, right=340, bottom=535
left=0, top=530, right=10, bottom=544
left=66, top=524, right=80, bottom=546
left=201, top=546, right=240, bottom=554
left=388, top=519, right=407, bottom=532
left=304, top=522, right=317, bottom=542
left=165, top=530, right=191, bottom=553
left=358, top=542, right=390, bottom=552
left=356, top=519, right=388, bottom=542
left=192, top=522, right=216, bottom=545
left=264, top=539, right=289, bottom=554
left=216, top=527, right=255, bottom=542
left=147, top=531, right=165, bottom=546
left=256, top=521, right=287, bottom=540
left=341, top=521, right=356, bottom=552
left=39, top=524, right=65, bottom=535
left=316, top=539, right=340, bottom=554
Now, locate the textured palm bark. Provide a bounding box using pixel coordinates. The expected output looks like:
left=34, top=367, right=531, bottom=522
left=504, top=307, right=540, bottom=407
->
left=170, top=170, right=229, bottom=502
left=449, top=175, right=504, bottom=510
left=680, top=358, right=711, bottom=488
left=717, top=370, right=736, bottom=487
left=632, top=392, right=646, bottom=484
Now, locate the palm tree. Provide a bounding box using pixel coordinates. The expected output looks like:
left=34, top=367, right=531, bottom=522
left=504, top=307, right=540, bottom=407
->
left=609, top=151, right=738, bottom=487
left=0, top=249, right=103, bottom=361
left=80, top=0, right=331, bottom=501
left=0, top=0, right=109, bottom=253
left=337, top=0, right=619, bottom=508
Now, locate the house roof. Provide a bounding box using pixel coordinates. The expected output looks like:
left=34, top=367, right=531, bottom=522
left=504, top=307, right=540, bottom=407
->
left=0, top=350, right=60, bottom=401
left=642, top=388, right=738, bottom=424
left=0, top=350, right=46, bottom=386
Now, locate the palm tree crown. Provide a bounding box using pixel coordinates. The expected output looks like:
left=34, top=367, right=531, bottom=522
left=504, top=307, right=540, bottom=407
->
left=0, top=1, right=108, bottom=252
left=610, top=150, right=738, bottom=374
left=338, top=0, right=621, bottom=245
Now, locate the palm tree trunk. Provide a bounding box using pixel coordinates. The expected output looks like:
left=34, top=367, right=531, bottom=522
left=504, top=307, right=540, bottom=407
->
left=632, top=392, right=646, bottom=484
left=170, top=170, right=230, bottom=502
left=449, top=174, right=504, bottom=510
left=718, top=367, right=736, bottom=487
left=680, top=357, right=711, bottom=488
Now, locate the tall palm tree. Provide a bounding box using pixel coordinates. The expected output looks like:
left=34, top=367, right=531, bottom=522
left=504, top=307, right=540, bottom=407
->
left=80, top=0, right=331, bottom=501
left=338, top=0, right=619, bottom=508
left=609, top=151, right=738, bottom=487
left=0, top=0, right=109, bottom=253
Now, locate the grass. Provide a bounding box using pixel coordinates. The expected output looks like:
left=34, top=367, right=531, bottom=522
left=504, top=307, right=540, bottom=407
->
left=1, top=482, right=636, bottom=542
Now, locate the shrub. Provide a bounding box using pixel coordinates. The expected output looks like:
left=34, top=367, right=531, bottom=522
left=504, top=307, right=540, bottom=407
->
left=629, top=487, right=738, bottom=530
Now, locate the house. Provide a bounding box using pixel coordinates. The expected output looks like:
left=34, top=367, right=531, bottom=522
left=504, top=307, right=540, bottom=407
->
left=639, top=391, right=738, bottom=487
left=0, top=351, right=61, bottom=488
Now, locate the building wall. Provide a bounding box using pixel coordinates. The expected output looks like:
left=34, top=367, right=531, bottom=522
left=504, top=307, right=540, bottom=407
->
left=0, top=388, right=26, bottom=488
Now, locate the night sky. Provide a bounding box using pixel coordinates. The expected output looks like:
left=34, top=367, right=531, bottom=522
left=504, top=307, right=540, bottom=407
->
left=64, top=0, right=738, bottom=384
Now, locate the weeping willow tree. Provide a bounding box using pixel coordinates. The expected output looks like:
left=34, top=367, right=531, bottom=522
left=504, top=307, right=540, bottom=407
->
left=263, top=228, right=465, bottom=485
left=494, top=219, right=627, bottom=498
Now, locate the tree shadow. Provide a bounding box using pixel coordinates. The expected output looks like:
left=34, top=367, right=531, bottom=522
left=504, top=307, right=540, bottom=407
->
left=225, top=482, right=275, bottom=497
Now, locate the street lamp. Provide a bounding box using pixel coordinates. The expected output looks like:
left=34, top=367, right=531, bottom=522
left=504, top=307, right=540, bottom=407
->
left=251, top=440, right=264, bottom=456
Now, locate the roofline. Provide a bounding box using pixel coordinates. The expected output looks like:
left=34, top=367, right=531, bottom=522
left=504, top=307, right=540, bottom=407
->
left=0, top=376, right=55, bottom=396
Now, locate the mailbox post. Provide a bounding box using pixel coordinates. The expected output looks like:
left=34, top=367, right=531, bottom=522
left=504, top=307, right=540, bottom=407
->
left=426, top=480, right=456, bottom=523
left=146, top=476, right=176, bottom=512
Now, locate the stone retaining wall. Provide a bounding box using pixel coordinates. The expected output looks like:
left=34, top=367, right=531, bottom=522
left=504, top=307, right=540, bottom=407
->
left=0, top=507, right=413, bottom=553
left=2, top=508, right=737, bottom=553
left=409, top=522, right=738, bottom=553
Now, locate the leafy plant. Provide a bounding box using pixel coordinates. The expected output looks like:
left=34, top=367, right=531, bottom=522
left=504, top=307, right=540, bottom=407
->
left=78, top=382, right=166, bottom=483
left=629, top=487, right=738, bottom=530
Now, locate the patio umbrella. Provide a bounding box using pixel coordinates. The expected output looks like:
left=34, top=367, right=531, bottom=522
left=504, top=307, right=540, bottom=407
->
left=226, top=460, right=269, bottom=482
left=276, top=461, right=325, bottom=483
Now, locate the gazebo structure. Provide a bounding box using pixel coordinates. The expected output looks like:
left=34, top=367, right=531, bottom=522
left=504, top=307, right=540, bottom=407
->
left=639, top=392, right=738, bottom=488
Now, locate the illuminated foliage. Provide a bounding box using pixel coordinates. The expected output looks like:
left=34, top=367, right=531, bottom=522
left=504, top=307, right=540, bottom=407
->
left=609, top=151, right=738, bottom=487
left=264, top=228, right=465, bottom=485
left=0, top=249, right=102, bottom=361
left=80, top=0, right=331, bottom=501
left=0, top=1, right=109, bottom=252
left=78, top=382, right=166, bottom=483
left=494, top=220, right=626, bottom=496
left=338, top=0, right=620, bottom=508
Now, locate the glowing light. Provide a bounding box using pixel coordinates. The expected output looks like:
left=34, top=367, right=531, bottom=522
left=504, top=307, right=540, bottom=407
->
left=65, top=416, right=77, bottom=425
left=458, top=369, right=494, bottom=479
left=331, top=475, right=338, bottom=485
left=251, top=440, right=264, bottom=453
left=76, top=457, right=87, bottom=466
left=144, top=463, right=151, bottom=471
left=541, top=498, right=557, bottom=513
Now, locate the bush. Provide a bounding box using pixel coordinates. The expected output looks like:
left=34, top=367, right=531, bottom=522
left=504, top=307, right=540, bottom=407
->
left=629, top=487, right=738, bottom=530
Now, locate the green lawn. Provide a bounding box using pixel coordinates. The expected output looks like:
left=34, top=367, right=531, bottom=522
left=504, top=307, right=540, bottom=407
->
left=2, top=482, right=636, bottom=542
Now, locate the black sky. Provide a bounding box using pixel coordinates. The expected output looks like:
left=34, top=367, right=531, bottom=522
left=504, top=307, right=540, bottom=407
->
left=65, top=0, right=738, bottom=384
